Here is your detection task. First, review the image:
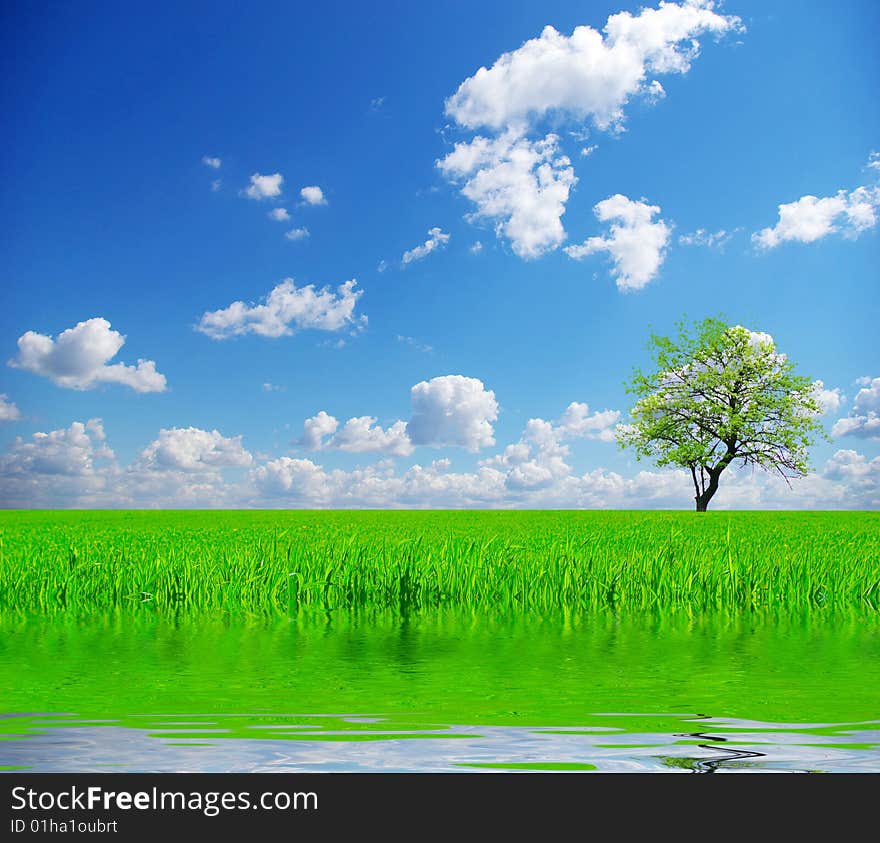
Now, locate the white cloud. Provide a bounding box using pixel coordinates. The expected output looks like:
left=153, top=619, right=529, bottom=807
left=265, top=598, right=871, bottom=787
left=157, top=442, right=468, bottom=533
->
left=299, top=411, right=339, bottom=451
left=832, top=376, right=880, bottom=440
left=120, top=427, right=252, bottom=508
left=844, top=376, right=879, bottom=413
left=444, top=1, right=741, bottom=132
left=298, top=376, right=497, bottom=456
left=867, top=151, right=880, bottom=172
left=134, top=427, right=252, bottom=472
left=211, top=179, right=222, bottom=192
left=407, top=375, right=499, bottom=452
left=753, top=179, right=880, bottom=249
left=9, top=318, right=167, bottom=393
left=0, top=395, right=21, bottom=422
left=248, top=445, right=880, bottom=510
left=437, top=131, right=576, bottom=259
left=4, top=417, right=879, bottom=509
left=252, top=457, right=336, bottom=503
left=469, top=241, right=483, bottom=254
left=818, top=450, right=880, bottom=509
left=262, top=382, right=285, bottom=393
left=0, top=419, right=118, bottom=507
left=811, top=380, right=845, bottom=416
left=252, top=457, right=507, bottom=507
left=580, top=144, right=598, bottom=157
left=195, top=279, right=366, bottom=340
left=645, top=79, right=666, bottom=102
left=557, top=402, right=622, bottom=441
left=330, top=417, right=414, bottom=457
left=824, top=448, right=880, bottom=485
left=438, top=2, right=740, bottom=259
left=480, top=401, right=620, bottom=490
left=678, top=227, right=733, bottom=249
left=268, top=208, right=290, bottom=222
left=0, top=419, right=112, bottom=478
left=202, top=156, right=222, bottom=169
left=299, top=411, right=413, bottom=457
left=738, top=326, right=776, bottom=350
left=300, top=186, right=327, bottom=206
left=401, top=227, right=451, bottom=265
left=835, top=417, right=880, bottom=440
left=285, top=227, right=310, bottom=241
left=244, top=172, right=283, bottom=200
left=565, top=194, right=671, bottom=290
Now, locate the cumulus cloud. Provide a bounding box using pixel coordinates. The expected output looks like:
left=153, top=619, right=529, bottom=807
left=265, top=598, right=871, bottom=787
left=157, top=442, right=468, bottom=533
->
left=480, top=401, right=620, bottom=490
left=0, top=395, right=21, bottom=422
left=298, top=375, right=497, bottom=456
left=195, top=279, right=366, bottom=340
left=299, top=411, right=340, bottom=451
left=268, top=208, right=290, bottom=222
left=753, top=160, right=880, bottom=249
left=470, top=241, right=483, bottom=254
left=557, top=402, right=622, bottom=441
left=116, top=427, right=253, bottom=509
left=823, top=449, right=880, bottom=497
left=437, top=131, right=576, bottom=259
left=565, top=194, right=671, bottom=290
left=815, top=450, right=880, bottom=510
left=134, top=427, right=252, bottom=473
left=252, top=457, right=507, bottom=507
left=811, top=380, right=845, bottom=416
left=0, top=419, right=112, bottom=478
left=401, top=227, right=451, bottom=265
left=9, top=318, right=167, bottom=392
left=300, top=186, right=327, bottom=206
left=4, top=420, right=879, bottom=509
left=438, top=2, right=740, bottom=258
left=251, top=457, right=337, bottom=503
left=832, top=376, right=880, bottom=440
left=284, top=227, right=310, bottom=241
left=444, top=1, right=741, bottom=132
left=298, top=412, right=412, bottom=456
left=244, top=172, right=283, bottom=200
left=248, top=446, right=880, bottom=510
left=202, top=156, right=222, bottom=169
left=331, top=417, right=413, bottom=456
left=0, top=419, right=118, bottom=506
left=407, top=375, right=499, bottom=451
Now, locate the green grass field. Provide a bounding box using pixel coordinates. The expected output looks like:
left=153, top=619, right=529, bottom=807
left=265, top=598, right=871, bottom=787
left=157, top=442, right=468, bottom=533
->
left=2, top=510, right=878, bottom=615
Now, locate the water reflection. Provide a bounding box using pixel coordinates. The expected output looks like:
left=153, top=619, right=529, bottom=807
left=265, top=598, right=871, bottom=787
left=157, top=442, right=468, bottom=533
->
left=2, top=609, right=878, bottom=773
left=2, top=714, right=878, bottom=773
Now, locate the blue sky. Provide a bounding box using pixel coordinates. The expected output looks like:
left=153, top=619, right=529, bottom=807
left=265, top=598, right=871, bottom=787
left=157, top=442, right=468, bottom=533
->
left=1, top=0, right=878, bottom=508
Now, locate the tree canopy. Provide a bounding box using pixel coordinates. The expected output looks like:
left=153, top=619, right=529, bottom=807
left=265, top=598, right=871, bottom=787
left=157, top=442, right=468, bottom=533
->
left=617, top=318, right=824, bottom=511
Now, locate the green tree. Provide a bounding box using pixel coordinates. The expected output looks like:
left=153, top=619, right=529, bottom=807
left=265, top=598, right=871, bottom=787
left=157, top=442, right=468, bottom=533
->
left=617, top=318, right=824, bottom=511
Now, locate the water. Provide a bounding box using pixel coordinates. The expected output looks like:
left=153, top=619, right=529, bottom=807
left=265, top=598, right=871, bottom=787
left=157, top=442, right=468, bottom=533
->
left=2, top=610, right=878, bottom=773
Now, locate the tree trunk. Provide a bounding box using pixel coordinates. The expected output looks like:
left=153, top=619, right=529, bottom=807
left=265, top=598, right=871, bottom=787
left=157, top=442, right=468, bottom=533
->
left=694, top=448, right=736, bottom=512
left=695, top=470, right=721, bottom=512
